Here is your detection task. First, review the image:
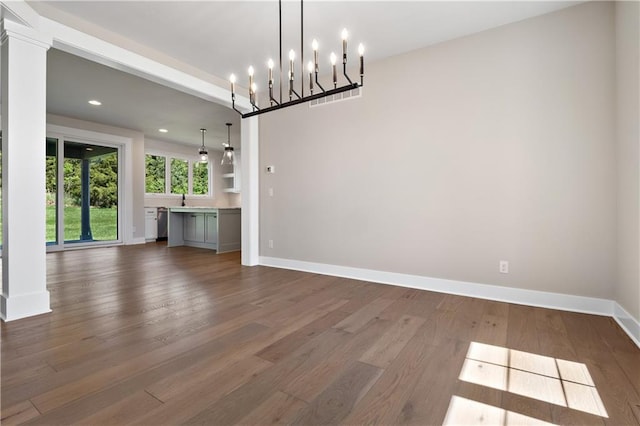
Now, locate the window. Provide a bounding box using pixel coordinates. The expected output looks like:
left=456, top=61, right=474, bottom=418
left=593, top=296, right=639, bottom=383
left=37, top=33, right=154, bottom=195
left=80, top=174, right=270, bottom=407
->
left=170, top=158, right=188, bottom=194
left=192, top=162, right=209, bottom=195
left=145, top=154, right=166, bottom=194
left=145, top=152, right=211, bottom=196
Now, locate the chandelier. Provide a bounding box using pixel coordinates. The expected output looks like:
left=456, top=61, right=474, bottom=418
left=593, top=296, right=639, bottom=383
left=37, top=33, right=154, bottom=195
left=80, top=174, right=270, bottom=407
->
left=230, top=0, right=364, bottom=119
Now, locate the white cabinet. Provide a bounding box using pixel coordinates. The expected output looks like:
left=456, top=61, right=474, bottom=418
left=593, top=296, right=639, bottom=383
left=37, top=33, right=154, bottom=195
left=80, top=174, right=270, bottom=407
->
left=144, top=207, right=158, bottom=241
left=221, top=152, right=241, bottom=193
left=183, top=213, right=205, bottom=243
left=204, top=213, right=218, bottom=244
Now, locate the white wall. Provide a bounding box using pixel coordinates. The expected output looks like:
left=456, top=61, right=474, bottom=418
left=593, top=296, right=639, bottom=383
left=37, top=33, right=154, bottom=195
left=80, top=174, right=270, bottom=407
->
left=143, top=138, right=240, bottom=208
left=260, top=2, right=617, bottom=299
left=615, top=1, right=640, bottom=321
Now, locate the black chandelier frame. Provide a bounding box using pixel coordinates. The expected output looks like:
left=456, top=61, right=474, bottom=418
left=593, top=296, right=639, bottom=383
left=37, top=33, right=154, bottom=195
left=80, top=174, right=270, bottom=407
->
left=231, top=0, right=364, bottom=119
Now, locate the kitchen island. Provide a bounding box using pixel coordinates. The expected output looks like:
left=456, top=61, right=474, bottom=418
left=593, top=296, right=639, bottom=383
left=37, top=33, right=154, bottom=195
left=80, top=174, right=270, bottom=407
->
left=167, top=207, right=241, bottom=253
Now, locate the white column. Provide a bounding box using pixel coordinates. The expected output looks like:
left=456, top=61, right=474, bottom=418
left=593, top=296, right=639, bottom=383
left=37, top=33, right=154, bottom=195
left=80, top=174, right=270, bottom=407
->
left=241, top=116, right=259, bottom=266
left=1, top=19, right=52, bottom=321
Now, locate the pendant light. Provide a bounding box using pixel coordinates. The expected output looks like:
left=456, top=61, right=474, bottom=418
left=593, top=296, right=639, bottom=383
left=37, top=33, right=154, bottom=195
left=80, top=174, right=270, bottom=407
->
left=221, top=122, right=235, bottom=166
left=198, top=128, right=208, bottom=163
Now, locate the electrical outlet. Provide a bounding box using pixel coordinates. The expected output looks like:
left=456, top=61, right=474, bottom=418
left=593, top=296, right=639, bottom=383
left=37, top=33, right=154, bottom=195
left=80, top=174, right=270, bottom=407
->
left=268, top=188, right=274, bottom=197
left=499, top=260, right=509, bottom=274
left=268, top=239, right=274, bottom=249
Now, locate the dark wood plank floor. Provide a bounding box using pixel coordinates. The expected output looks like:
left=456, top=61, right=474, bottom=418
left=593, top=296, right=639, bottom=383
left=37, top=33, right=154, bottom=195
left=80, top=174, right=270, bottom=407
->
left=1, top=243, right=639, bottom=425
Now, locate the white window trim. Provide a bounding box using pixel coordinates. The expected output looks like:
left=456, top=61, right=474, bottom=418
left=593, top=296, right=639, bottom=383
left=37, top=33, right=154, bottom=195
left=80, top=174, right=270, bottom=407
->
left=47, top=124, right=133, bottom=246
left=144, top=150, right=213, bottom=198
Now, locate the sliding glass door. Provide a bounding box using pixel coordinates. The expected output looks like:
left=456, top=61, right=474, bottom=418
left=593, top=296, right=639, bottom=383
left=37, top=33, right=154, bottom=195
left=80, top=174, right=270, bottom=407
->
left=47, top=137, right=121, bottom=249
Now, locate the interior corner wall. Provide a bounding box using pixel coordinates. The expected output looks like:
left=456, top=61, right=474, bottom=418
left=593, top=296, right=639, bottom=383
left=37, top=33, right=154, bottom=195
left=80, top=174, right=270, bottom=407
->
left=615, top=1, right=640, bottom=321
left=46, top=113, right=146, bottom=243
left=259, top=2, right=617, bottom=299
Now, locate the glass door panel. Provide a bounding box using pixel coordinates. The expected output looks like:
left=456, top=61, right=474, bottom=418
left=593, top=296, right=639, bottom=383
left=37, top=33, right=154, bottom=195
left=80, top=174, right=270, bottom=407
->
left=0, top=132, right=2, bottom=250
left=63, top=141, right=119, bottom=244
left=46, top=137, right=58, bottom=245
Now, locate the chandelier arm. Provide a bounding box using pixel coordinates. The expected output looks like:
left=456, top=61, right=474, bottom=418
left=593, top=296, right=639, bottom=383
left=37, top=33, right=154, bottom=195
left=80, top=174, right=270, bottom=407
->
left=291, top=88, right=302, bottom=100
left=241, top=82, right=358, bottom=118
left=343, top=63, right=354, bottom=85
left=315, top=72, right=326, bottom=93
left=231, top=94, right=244, bottom=115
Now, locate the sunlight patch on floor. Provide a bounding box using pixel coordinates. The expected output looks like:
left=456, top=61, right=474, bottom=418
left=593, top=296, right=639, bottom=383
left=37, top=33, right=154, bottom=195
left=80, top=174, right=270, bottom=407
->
left=458, top=341, right=608, bottom=418
left=443, top=395, right=557, bottom=426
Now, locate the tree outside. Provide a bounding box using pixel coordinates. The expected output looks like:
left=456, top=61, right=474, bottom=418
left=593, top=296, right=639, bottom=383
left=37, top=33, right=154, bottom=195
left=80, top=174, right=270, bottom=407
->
left=193, top=162, right=208, bottom=195
left=171, top=158, right=188, bottom=194
left=145, top=154, right=165, bottom=193
left=45, top=150, right=119, bottom=242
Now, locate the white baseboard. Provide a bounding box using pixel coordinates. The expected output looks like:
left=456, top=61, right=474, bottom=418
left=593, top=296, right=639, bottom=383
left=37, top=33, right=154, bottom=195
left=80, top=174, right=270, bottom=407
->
left=259, top=256, right=639, bottom=349
left=613, top=303, right=640, bottom=348
left=127, top=237, right=147, bottom=245
left=1, top=290, right=52, bottom=322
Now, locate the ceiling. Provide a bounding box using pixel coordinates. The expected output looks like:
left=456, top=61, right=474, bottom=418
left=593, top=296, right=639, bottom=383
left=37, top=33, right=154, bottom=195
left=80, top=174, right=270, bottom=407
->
left=10, top=1, right=579, bottom=147
left=47, top=49, right=241, bottom=150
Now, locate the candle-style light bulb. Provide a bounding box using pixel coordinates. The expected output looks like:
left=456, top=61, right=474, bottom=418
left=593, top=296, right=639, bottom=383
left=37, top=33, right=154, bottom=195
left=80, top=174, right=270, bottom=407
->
left=248, top=66, right=254, bottom=95
left=312, top=39, right=319, bottom=72
left=358, top=43, right=364, bottom=83
left=250, top=82, right=257, bottom=105
left=229, top=74, right=236, bottom=95
left=330, top=52, right=337, bottom=88
left=289, top=50, right=295, bottom=83
left=341, top=28, right=348, bottom=64
left=307, top=60, right=314, bottom=93
left=267, top=58, right=274, bottom=85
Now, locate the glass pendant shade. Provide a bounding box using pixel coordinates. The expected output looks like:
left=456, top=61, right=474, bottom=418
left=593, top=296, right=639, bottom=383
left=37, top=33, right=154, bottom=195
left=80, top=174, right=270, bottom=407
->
left=198, top=147, right=208, bottom=163
left=221, top=146, right=235, bottom=166
left=198, top=128, right=208, bottom=163
left=221, top=122, right=234, bottom=165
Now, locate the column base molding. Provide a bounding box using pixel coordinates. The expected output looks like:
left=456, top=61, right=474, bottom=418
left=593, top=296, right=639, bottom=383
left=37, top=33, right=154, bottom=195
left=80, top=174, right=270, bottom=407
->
left=1, top=291, right=51, bottom=322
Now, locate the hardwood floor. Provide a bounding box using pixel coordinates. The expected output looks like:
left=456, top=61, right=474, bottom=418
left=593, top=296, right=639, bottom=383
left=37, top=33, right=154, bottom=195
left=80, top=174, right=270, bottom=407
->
left=1, top=243, right=639, bottom=425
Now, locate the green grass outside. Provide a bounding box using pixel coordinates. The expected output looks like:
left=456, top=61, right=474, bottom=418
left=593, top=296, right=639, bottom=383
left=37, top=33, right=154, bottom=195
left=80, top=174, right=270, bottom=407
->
left=0, top=206, right=117, bottom=245
left=46, top=206, right=118, bottom=242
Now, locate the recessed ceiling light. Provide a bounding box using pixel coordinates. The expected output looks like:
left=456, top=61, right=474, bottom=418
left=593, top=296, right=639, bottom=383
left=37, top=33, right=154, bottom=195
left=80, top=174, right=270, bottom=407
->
left=86, top=147, right=94, bottom=151
left=158, top=128, right=168, bottom=133
left=88, top=100, right=102, bottom=106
